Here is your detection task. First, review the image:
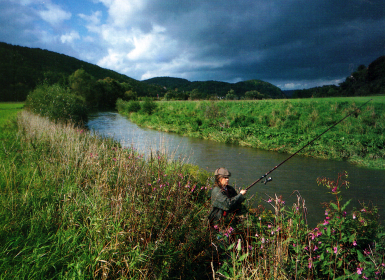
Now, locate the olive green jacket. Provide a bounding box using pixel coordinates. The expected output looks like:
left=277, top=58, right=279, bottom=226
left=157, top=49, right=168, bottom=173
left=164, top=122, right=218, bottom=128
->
left=208, top=186, right=245, bottom=222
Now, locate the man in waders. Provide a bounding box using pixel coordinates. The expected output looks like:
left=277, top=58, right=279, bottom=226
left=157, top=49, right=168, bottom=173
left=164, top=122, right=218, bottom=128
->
left=208, top=168, right=247, bottom=227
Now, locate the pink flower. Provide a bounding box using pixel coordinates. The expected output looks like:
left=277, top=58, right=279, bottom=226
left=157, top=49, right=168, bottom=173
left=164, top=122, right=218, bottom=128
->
left=353, top=213, right=356, bottom=219
left=353, top=240, right=357, bottom=246
left=323, top=220, right=329, bottom=225
left=308, top=258, right=312, bottom=269
left=213, top=225, right=219, bottom=230
left=314, top=246, right=318, bottom=251
left=357, top=267, right=363, bottom=275
left=334, top=247, right=338, bottom=254
left=332, top=186, right=337, bottom=192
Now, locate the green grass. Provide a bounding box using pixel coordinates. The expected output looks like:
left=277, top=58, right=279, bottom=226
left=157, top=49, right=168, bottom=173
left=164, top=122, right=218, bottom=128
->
left=118, top=97, right=385, bottom=169
left=0, top=102, right=24, bottom=126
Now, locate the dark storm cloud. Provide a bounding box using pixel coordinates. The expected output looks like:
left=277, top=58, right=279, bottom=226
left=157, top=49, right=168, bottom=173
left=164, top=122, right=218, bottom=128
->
left=140, top=0, right=385, bottom=87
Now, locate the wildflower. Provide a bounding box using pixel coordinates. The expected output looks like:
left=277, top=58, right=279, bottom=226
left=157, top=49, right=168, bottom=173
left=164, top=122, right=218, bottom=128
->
left=357, top=267, right=363, bottom=275
left=363, top=275, right=368, bottom=280
left=293, top=243, right=296, bottom=247
left=271, top=231, right=274, bottom=235
left=382, top=263, right=385, bottom=267
left=334, top=247, right=338, bottom=254
left=325, top=211, right=328, bottom=216
left=323, top=220, right=329, bottom=225
left=255, top=233, right=259, bottom=237
left=261, top=237, right=265, bottom=244
left=332, top=186, right=337, bottom=192
left=248, top=245, right=253, bottom=250
left=343, top=211, right=347, bottom=217
left=353, top=240, right=357, bottom=246
left=364, top=249, right=371, bottom=255
left=267, top=198, right=272, bottom=203
left=268, top=224, right=272, bottom=228
left=353, top=213, right=356, bottom=219
left=361, top=208, right=366, bottom=212
left=326, top=216, right=330, bottom=220
left=213, top=225, right=219, bottom=230
left=304, top=246, right=308, bottom=251
left=276, top=227, right=281, bottom=232
left=308, top=258, right=312, bottom=269
left=314, top=246, right=318, bottom=251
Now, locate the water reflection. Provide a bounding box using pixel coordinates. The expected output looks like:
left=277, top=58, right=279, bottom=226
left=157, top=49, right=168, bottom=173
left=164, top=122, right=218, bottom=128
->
left=87, top=112, right=385, bottom=227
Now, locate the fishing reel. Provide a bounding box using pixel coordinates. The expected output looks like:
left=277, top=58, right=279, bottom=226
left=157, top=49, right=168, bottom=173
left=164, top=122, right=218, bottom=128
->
left=261, top=176, right=273, bottom=185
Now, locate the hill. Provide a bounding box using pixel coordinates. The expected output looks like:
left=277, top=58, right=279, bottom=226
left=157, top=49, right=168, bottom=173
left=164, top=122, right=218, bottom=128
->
left=293, top=55, right=385, bottom=98
left=143, top=76, right=285, bottom=99
left=0, top=42, right=162, bottom=101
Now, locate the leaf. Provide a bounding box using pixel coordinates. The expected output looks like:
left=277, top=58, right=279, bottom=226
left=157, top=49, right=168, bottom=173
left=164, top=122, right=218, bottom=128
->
left=330, top=203, right=338, bottom=210
left=357, top=250, right=365, bottom=262
left=341, top=199, right=351, bottom=211
left=238, top=253, right=248, bottom=263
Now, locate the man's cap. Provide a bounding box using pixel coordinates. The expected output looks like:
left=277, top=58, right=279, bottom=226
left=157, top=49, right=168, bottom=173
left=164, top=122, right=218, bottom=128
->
left=214, top=167, right=231, bottom=177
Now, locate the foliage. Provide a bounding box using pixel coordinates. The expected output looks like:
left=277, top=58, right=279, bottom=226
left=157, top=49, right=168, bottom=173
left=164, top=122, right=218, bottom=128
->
left=141, top=98, right=157, bottom=115
left=214, top=172, right=385, bottom=279
left=0, top=111, right=213, bottom=279
left=117, top=98, right=385, bottom=169
left=25, top=84, right=88, bottom=125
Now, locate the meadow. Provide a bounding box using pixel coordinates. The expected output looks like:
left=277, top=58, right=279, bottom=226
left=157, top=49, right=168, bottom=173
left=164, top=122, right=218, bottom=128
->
left=1, top=102, right=384, bottom=279
left=118, top=96, right=385, bottom=169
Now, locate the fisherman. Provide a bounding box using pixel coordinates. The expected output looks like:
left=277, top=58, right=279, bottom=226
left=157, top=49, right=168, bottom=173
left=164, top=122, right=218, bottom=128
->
left=208, top=167, right=247, bottom=226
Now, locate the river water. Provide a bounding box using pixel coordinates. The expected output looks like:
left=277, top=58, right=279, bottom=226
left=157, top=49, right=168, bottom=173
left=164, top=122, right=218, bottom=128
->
left=87, top=112, right=385, bottom=227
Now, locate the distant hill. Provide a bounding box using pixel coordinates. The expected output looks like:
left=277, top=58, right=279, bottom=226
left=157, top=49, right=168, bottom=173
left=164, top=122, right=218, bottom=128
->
left=0, top=42, right=161, bottom=101
left=293, top=55, right=385, bottom=98
left=143, top=77, right=285, bottom=99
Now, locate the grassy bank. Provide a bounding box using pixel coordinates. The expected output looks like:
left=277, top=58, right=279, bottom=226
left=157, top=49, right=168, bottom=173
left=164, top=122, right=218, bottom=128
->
left=118, top=97, right=385, bottom=169
left=1, top=105, right=384, bottom=279
left=0, top=109, right=213, bottom=279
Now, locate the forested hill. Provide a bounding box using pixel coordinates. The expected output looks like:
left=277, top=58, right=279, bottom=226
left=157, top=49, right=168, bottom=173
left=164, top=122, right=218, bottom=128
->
left=0, top=42, right=145, bottom=101
left=143, top=77, right=285, bottom=99
left=293, top=55, right=385, bottom=98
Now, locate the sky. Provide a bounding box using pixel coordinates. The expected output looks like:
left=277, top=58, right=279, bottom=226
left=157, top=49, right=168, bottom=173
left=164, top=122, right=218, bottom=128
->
left=1, top=0, right=384, bottom=90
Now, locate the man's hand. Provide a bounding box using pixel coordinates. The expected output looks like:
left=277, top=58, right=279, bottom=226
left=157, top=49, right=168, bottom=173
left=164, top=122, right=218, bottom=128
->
left=240, top=189, right=247, bottom=195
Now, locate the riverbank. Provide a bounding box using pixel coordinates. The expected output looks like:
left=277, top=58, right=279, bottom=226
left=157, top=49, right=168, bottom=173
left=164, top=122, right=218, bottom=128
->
left=118, top=97, right=385, bottom=169
left=1, top=106, right=384, bottom=279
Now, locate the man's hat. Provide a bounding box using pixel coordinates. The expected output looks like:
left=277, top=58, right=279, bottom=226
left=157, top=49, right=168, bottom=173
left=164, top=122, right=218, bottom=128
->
left=214, top=167, right=231, bottom=177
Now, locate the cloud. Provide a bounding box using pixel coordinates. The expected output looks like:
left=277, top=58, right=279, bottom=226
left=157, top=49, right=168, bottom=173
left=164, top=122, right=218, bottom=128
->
left=37, top=3, right=71, bottom=26
left=60, top=31, right=80, bottom=44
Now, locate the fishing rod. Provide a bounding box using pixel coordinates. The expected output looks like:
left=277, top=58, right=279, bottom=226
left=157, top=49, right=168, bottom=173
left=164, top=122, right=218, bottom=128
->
left=246, top=99, right=372, bottom=190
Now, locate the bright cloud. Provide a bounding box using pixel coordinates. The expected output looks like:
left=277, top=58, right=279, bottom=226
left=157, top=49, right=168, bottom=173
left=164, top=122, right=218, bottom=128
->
left=60, top=31, right=80, bottom=44
left=37, top=3, right=71, bottom=26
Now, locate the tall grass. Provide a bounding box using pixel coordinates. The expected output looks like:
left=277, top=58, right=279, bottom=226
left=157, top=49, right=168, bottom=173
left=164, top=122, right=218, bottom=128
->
left=118, top=98, right=385, bottom=169
left=0, top=110, right=213, bottom=279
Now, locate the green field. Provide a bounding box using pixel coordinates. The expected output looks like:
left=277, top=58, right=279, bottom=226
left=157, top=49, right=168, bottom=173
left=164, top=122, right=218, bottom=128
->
left=118, top=96, right=385, bottom=169
left=0, top=102, right=24, bottom=126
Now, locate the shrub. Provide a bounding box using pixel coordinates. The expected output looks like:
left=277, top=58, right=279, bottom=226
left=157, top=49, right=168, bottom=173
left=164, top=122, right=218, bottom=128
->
left=141, top=97, right=157, bottom=115
left=25, top=84, right=88, bottom=125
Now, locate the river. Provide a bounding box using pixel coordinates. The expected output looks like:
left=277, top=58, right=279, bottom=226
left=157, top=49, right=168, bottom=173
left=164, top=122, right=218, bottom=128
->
left=87, top=112, right=385, bottom=227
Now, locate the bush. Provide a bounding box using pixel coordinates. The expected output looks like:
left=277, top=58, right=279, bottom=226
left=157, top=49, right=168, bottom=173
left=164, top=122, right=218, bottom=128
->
left=141, top=98, right=157, bottom=115
left=25, top=84, right=88, bottom=125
